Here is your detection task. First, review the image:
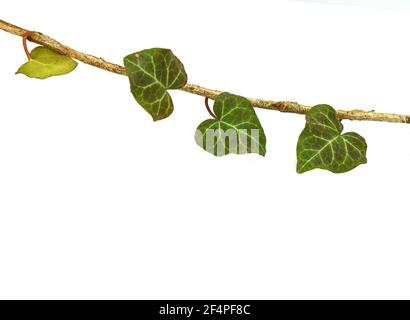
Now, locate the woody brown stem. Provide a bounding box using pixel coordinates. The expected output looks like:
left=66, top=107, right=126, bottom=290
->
left=0, top=18, right=409, bottom=124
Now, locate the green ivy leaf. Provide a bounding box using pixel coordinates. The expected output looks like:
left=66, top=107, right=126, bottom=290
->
left=195, top=92, right=266, bottom=156
left=16, top=46, right=77, bottom=79
left=123, top=48, right=187, bottom=121
left=297, top=104, right=367, bottom=174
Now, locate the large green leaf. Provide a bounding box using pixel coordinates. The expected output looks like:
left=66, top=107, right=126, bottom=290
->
left=195, top=92, right=266, bottom=156
left=297, top=104, right=367, bottom=173
left=123, top=48, right=187, bottom=121
left=16, top=46, right=77, bottom=79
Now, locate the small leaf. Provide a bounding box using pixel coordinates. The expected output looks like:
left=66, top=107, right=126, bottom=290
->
left=297, top=104, right=367, bottom=174
left=195, top=92, right=266, bottom=156
left=16, top=46, right=77, bottom=79
left=123, top=48, right=187, bottom=121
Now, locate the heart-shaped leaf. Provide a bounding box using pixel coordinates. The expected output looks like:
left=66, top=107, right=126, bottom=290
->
left=16, top=46, right=77, bottom=79
left=123, top=48, right=187, bottom=121
left=195, top=92, right=266, bottom=156
left=297, top=104, right=367, bottom=173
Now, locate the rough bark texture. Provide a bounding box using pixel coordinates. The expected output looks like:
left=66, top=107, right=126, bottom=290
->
left=1, top=18, right=409, bottom=124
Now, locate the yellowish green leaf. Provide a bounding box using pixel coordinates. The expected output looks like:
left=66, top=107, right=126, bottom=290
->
left=16, top=46, right=78, bottom=79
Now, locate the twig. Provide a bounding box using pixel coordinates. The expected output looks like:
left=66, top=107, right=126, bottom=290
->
left=0, top=18, right=409, bottom=124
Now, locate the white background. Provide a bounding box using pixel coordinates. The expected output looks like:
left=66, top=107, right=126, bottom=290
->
left=296, top=0, right=410, bottom=10
left=1, top=0, right=410, bottom=299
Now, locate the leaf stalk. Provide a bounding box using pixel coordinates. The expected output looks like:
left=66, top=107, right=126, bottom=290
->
left=22, top=31, right=33, bottom=60
left=204, top=97, right=217, bottom=119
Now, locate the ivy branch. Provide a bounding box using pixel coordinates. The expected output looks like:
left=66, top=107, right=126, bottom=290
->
left=0, top=18, right=408, bottom=174
left=1, top=18, right=409, bottom=124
